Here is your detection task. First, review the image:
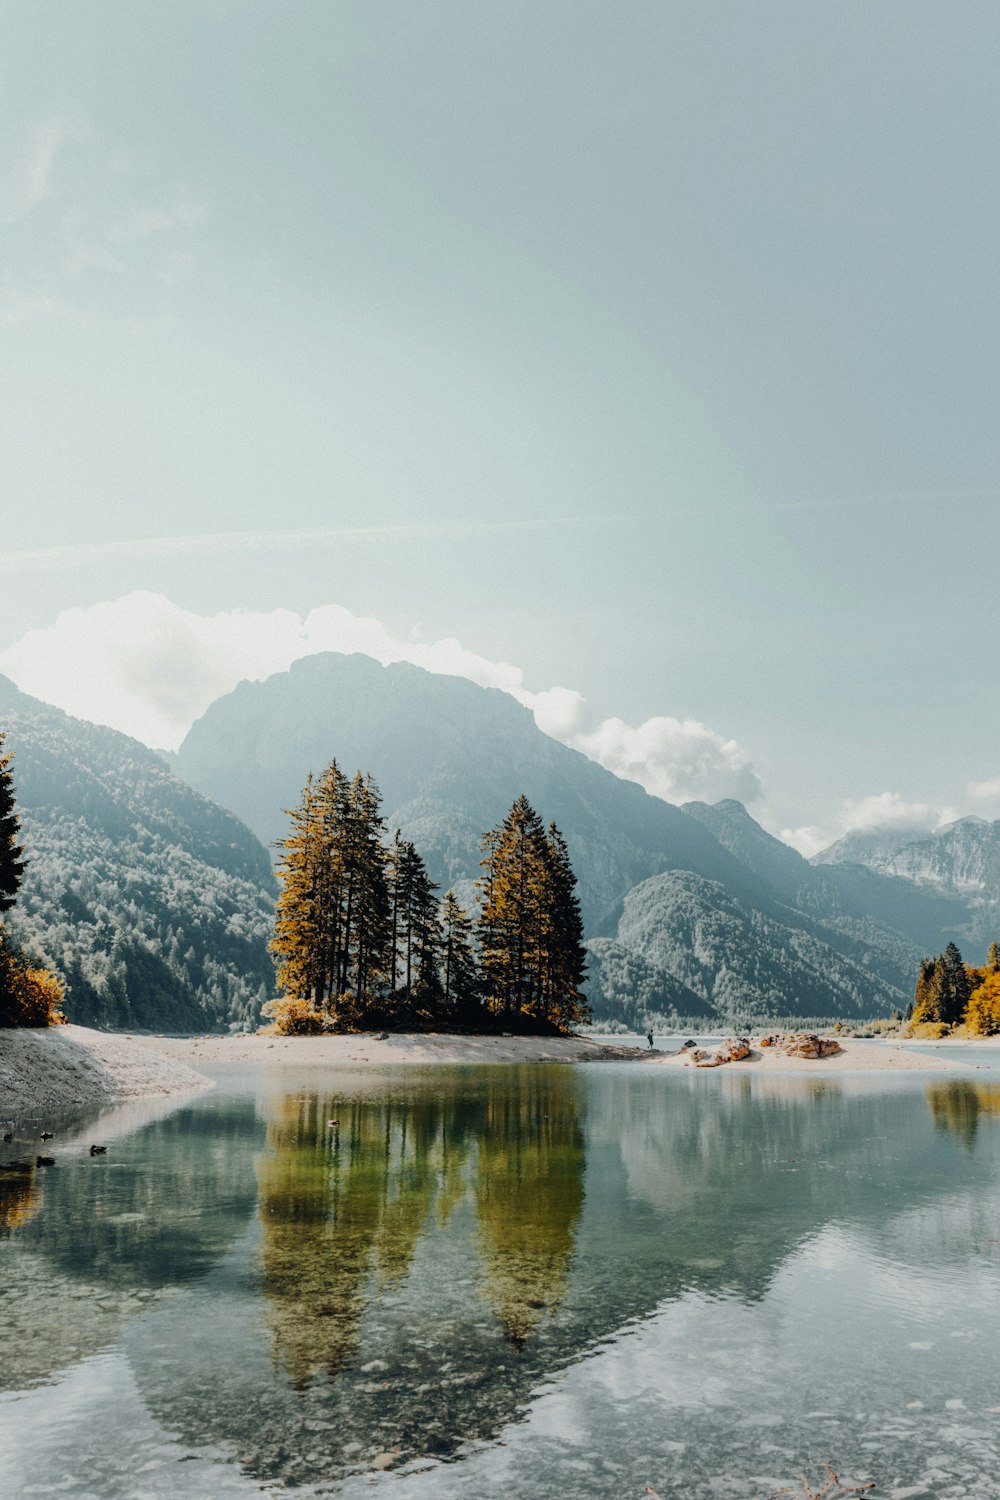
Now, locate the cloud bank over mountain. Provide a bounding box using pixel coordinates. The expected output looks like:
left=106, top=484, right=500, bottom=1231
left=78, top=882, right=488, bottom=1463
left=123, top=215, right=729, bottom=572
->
left=0, top=592, right=762, bottom=811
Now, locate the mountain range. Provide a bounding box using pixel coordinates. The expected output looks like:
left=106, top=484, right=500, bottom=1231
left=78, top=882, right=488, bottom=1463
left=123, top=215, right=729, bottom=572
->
left=171, top=653, right=986, bottom=1024
left=3, top=651, right=996, bottom=1029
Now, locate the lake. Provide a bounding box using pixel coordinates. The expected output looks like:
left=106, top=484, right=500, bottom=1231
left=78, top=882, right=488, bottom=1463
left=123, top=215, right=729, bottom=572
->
left=3, top=1055, right=1000, bottom=1498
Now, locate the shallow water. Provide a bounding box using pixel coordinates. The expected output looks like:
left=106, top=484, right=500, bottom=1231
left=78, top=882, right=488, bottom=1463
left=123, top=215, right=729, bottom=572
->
left=3, top=1057, right=1000, bottom=1498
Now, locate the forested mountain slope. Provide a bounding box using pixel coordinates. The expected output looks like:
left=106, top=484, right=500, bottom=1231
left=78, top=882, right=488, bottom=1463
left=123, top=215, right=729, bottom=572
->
left=0, top=674, right=275, bottom=1031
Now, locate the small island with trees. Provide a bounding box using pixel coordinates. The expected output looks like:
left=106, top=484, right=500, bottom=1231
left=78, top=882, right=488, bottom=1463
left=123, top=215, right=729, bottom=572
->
left=265, top=761, right=590, bottom=1036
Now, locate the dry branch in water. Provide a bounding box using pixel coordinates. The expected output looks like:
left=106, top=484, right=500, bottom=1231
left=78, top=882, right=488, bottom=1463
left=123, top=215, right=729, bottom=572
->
left=759, top=1464, right=875, bottom=1499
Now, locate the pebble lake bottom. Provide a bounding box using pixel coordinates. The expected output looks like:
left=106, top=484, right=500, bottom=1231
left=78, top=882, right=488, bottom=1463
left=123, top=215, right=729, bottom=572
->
left=2, top=1053, right=1000, bottom=1499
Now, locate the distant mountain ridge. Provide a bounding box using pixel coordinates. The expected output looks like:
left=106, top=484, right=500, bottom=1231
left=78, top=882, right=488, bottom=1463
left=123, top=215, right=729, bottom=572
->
left=174, top=653, right=753, bottom=934
left=815, top=815, right=1000, bottom=954
left=0, top=674, right=276, bottom=1031
left=173, top=653, right=977, bottom=1022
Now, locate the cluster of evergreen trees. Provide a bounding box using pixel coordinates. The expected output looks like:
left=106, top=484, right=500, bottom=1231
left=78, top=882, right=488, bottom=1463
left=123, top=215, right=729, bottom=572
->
left=267, top=764, right=588, bottom=1034
left=911, top=940, right=1000, bottom=1034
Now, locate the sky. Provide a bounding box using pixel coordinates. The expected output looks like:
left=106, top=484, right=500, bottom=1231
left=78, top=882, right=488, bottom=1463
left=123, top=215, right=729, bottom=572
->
left=2, top=1, right=999, bottom=854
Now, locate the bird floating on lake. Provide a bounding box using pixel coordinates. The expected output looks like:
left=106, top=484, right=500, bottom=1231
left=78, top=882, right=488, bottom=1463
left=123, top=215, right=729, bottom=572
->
left=36, top=1155, right=54, bottom=1168
left=327, top=1119, right=340, bottom=1128
left=39, top=1131, right=54, bottom=1140
left=89, top=1144, right=107, bottom=1156
left=2, top=1132, right=12, bottom=1143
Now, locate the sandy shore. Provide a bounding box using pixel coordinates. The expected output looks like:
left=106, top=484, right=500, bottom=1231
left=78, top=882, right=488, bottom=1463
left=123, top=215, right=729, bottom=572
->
left=0, top=1025, right=212, bottom=1122
left=133, top=1031, right=652, bottom=1067
left=137, top=1030, right=981, bottom=1075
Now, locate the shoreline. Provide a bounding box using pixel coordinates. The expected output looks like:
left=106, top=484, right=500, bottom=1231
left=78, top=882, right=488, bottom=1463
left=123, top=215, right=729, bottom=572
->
left=2, top=1025, right=986, bottom=1120
left=138, top=1029, right=981, bottom=1075
left=0, top=1024, right=213, bottom=1122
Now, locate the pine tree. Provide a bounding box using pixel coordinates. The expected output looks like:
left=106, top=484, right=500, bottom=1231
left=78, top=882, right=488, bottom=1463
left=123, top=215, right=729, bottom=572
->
left=988, top=940, right=1000, bottom=973
left=386, top=836, right=441, bottom=1015
left=440, top=890, right=480, bottom=1020
left=477, top=798, right=588, bottom=1032
left=940, top=941, right=971, bottom=1026
left=0, top=730, right=26, bottom=914
left=540, top=823, right=589, bottom=1031
left=271, top=774, right=326, bottom=1007
left=912, top=956, right=945, bottom=1024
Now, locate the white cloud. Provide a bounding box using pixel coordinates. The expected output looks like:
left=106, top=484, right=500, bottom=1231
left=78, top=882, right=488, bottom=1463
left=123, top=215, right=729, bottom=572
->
left=0, top=592, right=760, bottom=813
left=578, top=715, right=763, bottom=808
left=968, top=776, right=1000, bottom=812
left=836, top=791, right=938, bottom=833
left=777, top=825, right=830, bottom=859
left=0, top=117, right=79, bottom=225
left=776, top=790, right=958, bottom=859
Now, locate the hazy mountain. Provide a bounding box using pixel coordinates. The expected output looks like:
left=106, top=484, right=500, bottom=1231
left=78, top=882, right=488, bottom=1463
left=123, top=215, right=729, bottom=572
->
left=683, top=798, right=971, bottom=965
left=0, top=674, right=276, bottom=1031
left=813, top=824, right=937, bottom=868
left=813, top=815, right=1000, bottom=955
left=174, top=653, right=754, bottom=934
left=174, top=653, right=959, bottom=1021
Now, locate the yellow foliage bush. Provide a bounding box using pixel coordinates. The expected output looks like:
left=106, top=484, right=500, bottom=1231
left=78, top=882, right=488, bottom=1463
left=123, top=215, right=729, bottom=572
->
left=906, top=1020, right=950, bottom=1040
left=260, top=995, right=341, bottom=1036
left=0, top=931, right=66, bottom=1028
left=966, top=972, right=1000, bottom=1036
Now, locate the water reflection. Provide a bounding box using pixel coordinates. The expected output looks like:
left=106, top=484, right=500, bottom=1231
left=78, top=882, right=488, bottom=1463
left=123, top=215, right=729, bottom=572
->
left=7, top=1064, right=1000, bottom=1497
left=257, top=1069, right=584, bottom=1385
left=926, top=1079, right=1000, bottom=1146
left=0, top=1163, right=41, bottom=1233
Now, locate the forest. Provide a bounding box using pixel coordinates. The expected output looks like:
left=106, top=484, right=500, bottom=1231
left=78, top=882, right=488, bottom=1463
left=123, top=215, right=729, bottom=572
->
left=266, top=762, right=589, bottom=1035
left=911, top=940, right=1000, bottom=1035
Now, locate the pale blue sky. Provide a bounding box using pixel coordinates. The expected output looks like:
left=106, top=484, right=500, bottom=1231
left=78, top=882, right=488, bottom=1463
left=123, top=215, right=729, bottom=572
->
left=2, top=2, right=998, bottom=846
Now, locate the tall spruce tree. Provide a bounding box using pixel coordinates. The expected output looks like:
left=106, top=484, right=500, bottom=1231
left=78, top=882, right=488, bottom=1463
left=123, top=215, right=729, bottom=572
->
left=940, top=941, right=971, bottom=1026
left=0, top=730, right=26, bottom=914
left=478, top=796, right=589, bottom=1031
left=271, top=764, right=391, bottom=1025
left=441, top=890, right=480, bottom=1020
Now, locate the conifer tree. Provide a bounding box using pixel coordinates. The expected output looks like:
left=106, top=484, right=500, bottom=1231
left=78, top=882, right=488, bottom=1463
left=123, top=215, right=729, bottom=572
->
left=540, top=822, right=589, bottom=1030
left=441, top=890, right=480, bottom=1019
left=912, top=955, right=945, bottom=1024
left=478, top=797, right=588, bottom=1031
left=0, top=730, right=26, bottom=914
left=988, top=940, right=1000, bottom=973
left=271, top=774, right=325, bottom=1006
left=941, top=941, right=971, bottom=1026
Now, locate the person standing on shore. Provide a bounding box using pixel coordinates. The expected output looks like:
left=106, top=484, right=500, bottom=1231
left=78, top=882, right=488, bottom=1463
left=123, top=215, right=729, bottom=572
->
left=646, top=1029, right=654, bottom=1050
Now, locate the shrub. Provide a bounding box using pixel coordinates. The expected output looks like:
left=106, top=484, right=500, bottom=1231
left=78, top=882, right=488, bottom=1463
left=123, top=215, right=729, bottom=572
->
left=260, top=995, right=342, bottom=1036
left=0, top=929, right=66, bottom=1027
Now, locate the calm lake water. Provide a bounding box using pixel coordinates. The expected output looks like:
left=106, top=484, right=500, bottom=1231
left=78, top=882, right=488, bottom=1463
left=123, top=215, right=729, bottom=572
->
left=3, top=1056, right=1000, bottom=1498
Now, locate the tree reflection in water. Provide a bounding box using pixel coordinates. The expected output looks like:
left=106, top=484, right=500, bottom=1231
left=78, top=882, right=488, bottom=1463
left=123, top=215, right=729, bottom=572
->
left=926, top=1080, right=1000, bottom=1148
left=256, top=1069, right=584, bottom=1387
left=0, top=1166, right=41, bottom=1235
